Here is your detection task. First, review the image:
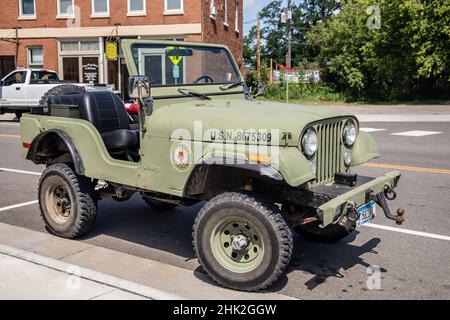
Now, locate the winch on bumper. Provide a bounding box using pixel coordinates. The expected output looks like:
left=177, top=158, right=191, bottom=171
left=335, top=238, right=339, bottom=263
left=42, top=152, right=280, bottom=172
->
left=282, top=171, right=404, bottom=230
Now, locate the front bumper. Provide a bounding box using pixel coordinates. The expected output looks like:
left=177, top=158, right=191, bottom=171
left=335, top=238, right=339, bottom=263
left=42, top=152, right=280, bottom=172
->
left=314, top=171, right=402, bottom=226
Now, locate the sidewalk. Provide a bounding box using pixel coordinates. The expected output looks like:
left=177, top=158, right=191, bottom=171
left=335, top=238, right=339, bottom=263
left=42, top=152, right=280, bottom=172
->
left=0, top=252, right=147, bottom=300
left=0, top=222, right=294, bottom=300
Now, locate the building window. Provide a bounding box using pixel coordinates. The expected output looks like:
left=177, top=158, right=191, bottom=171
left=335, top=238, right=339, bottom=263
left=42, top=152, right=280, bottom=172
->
left=164, top=0, right=183, bottom=15
left=235, top=0, right=239, bottom=32
left=57, top=0, right=75, bottom=17
left=128, top=0, right=146, bottom=16
left=59, top=40, right=101, bottom=84
left=91, top=0, right=109, bottom=17
left=223, top=0, right=228, bottom=26
left=19, top=0, right=36, bottom=18
left=27, top=47, right=43, bottom=68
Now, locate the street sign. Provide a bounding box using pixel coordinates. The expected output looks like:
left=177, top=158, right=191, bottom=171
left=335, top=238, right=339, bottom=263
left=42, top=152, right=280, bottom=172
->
left=167, top=46, right=183, bottom=66
left=105, top=41, right=118, bottom=61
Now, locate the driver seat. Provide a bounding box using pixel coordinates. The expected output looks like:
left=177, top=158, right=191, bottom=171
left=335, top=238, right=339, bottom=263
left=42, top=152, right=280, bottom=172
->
left=79, top=92, right=139, bottom=153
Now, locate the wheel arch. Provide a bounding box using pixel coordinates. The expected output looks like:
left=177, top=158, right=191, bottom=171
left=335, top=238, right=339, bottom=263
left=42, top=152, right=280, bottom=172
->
left=183, top=158, right=284, bottom=199
left=27, top=129, right=85, bottom=176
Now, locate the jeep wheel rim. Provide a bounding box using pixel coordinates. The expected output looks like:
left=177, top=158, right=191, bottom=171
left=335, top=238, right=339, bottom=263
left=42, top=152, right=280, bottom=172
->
left=211, top=217, right=264, bottom=273
left=44, top=179, right=73, bottom=224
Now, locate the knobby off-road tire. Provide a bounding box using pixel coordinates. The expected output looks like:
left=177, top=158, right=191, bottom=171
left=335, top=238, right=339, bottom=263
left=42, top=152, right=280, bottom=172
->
left=38, top=163, right=97, bottom=239
left=39, top=85, right=85, bottom=111
left=142, top=195, right=178, bottom=210
left=295, top=220, right=352, bottom=243
left=193, top=192, right=293, bottom=291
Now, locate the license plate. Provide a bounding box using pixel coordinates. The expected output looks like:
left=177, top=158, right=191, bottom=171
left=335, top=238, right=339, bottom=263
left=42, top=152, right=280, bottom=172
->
left=356, top=201, right=376, bottom=227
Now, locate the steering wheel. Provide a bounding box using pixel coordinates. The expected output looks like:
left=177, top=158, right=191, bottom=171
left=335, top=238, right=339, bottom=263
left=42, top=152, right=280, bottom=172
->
left=193, top=75, right=214, bottom=84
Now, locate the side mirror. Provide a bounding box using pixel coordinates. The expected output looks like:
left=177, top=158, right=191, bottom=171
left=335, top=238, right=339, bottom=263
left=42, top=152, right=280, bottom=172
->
left=0, top=80, right=3, bottom=86
left=128, top=76, right=151, bottom=100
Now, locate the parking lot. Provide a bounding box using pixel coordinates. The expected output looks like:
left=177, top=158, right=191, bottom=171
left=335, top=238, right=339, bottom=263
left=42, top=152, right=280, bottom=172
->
left=0, top=107, right=449, bottom=300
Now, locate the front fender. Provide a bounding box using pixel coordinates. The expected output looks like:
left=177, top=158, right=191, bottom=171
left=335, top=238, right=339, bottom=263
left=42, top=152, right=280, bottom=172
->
left=352, top=132, right=380, bottom=166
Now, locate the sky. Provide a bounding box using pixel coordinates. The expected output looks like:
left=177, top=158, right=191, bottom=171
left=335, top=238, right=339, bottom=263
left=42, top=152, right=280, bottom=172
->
left=243, top=0, right=274, bottom=34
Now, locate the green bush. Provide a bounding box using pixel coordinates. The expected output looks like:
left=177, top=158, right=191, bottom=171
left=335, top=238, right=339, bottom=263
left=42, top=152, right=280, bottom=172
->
left=263, top=82, right=349, bottom=102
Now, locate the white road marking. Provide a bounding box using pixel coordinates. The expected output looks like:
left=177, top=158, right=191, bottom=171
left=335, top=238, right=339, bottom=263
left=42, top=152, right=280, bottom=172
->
left=391, top=130, right=442, bottom=137
left=0, top=244, right=185, bottom=300
left=360, top=128, right=387, bottom=133
left=0, top=168, right=42, bottom=176
left=0, top=200, right=38, bottom=213
left=363, top=223, right=450, bottom=241
left=357, top=114, right=450, bottom=122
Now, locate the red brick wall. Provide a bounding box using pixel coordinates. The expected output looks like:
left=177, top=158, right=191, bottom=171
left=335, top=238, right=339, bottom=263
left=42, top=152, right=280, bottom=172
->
left=0, top=42, right=17, bottom=56
left=201, top=0, right=244, bottom=71
left=15, top=39, right=59, bottom=71
left=0, top=0, right=201, bottom=29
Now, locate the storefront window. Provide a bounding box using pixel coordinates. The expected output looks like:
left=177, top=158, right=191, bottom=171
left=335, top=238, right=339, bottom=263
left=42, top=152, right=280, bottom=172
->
left=62, top=57, right=79, bottom=82
left=61, top=42, right=79, bottom=52
left=80, top=41, right=100, bottom=51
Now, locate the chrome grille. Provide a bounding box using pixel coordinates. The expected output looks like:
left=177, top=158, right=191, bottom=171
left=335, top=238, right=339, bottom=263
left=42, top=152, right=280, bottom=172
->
left=315, top=120, right=344, bottom=183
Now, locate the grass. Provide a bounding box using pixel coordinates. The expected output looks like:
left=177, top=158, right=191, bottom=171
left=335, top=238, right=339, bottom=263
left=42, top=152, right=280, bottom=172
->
left=261, top=83, right=449, bottom=106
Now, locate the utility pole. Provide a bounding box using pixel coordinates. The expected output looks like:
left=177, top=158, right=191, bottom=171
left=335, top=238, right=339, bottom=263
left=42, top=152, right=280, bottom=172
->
left=256, top=14, right=261, bottom=79
left=286, top=0, right=292, bottom=70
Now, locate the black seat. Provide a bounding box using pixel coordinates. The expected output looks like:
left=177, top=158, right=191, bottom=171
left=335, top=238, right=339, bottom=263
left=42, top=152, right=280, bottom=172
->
left=78, top=91, right=139, bottom=152
left=49, top=91, right=139, bottom=152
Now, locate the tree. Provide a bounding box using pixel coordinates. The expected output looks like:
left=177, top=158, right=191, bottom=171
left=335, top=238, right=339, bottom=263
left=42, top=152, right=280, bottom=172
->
left=307, top=0, right=450, bottom=99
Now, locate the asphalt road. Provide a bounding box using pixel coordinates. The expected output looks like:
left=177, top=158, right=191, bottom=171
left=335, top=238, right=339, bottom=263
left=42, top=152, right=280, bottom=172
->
left=0, top=114, right=449, bottom=300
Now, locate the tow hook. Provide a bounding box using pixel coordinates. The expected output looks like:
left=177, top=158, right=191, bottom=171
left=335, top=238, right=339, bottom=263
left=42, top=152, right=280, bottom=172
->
left=384, top=185, right=397, bottom=201
left=372, top=191, right=405, bottom=225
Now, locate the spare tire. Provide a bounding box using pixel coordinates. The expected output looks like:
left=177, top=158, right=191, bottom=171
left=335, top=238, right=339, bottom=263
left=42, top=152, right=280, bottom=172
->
left=39, top=85, right=85, bottom=114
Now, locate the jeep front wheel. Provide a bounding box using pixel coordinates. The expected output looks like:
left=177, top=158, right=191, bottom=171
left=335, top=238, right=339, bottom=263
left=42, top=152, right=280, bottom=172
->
left=38, top=164, right=97, bottom=239
left=193, top=192, right=293, bottom=291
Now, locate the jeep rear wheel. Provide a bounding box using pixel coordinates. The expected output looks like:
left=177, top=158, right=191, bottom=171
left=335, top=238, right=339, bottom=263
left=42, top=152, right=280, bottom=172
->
left=39, top=163, right=97, bottom=239
left=193, top=192, right=293, bottom=291
left=295, top=221, right=352, bottom=243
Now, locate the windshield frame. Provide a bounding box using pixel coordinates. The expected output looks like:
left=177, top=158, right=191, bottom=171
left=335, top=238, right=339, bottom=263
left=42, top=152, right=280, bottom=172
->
left=122, top=40, right=243, bottom=89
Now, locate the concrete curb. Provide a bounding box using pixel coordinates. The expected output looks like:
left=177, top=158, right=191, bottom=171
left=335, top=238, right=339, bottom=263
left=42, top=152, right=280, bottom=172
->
left=0, top=244, right=185, bottom=300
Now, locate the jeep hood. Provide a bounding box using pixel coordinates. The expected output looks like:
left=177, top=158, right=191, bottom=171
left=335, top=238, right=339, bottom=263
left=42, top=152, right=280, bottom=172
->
left=153, top=99, right=356, bottom=146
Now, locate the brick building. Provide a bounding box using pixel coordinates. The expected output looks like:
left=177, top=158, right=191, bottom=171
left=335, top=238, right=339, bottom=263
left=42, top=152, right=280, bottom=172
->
left=0, top=0, right=243, bottom=96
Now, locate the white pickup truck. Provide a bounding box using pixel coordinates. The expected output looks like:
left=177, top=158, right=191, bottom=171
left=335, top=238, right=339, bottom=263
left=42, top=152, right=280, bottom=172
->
left=0, top=68, right=113, bottom=118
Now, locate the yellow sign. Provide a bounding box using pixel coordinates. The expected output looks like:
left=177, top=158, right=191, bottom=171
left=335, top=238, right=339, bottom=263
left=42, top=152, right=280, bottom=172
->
left=167, top=46, right=183, bottom=66
left=105, top=41, right=118, bottom=61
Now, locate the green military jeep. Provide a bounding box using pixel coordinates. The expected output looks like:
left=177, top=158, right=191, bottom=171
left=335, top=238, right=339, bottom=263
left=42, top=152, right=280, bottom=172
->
left=20, top=40, right=404, bottom=291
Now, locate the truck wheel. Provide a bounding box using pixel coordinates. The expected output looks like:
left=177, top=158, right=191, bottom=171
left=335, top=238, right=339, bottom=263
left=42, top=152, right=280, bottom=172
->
left=193, top=192, right=293, bottom=291
left=142, top=195, right=178, bottom=210
left=295, top=221, right=352, bottom=243
left=15, top=111, right=23, bottom=120
left=38, top=163, right=97, bottom=239
left=39, top=85, right=85, bottom=111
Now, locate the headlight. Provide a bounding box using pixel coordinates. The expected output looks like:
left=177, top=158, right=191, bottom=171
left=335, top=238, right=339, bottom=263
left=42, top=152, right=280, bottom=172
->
left=343, top=120, right=357, bottom=147
left=301, top=128, right=318, bottom=158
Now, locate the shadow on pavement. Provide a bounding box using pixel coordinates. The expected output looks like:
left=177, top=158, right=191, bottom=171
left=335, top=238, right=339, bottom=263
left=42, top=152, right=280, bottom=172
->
left=82, top=194, right=385, bottom=292
left=83, top=194, right=202, bottom=260
left=288, top=234, right=385, bottom=291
